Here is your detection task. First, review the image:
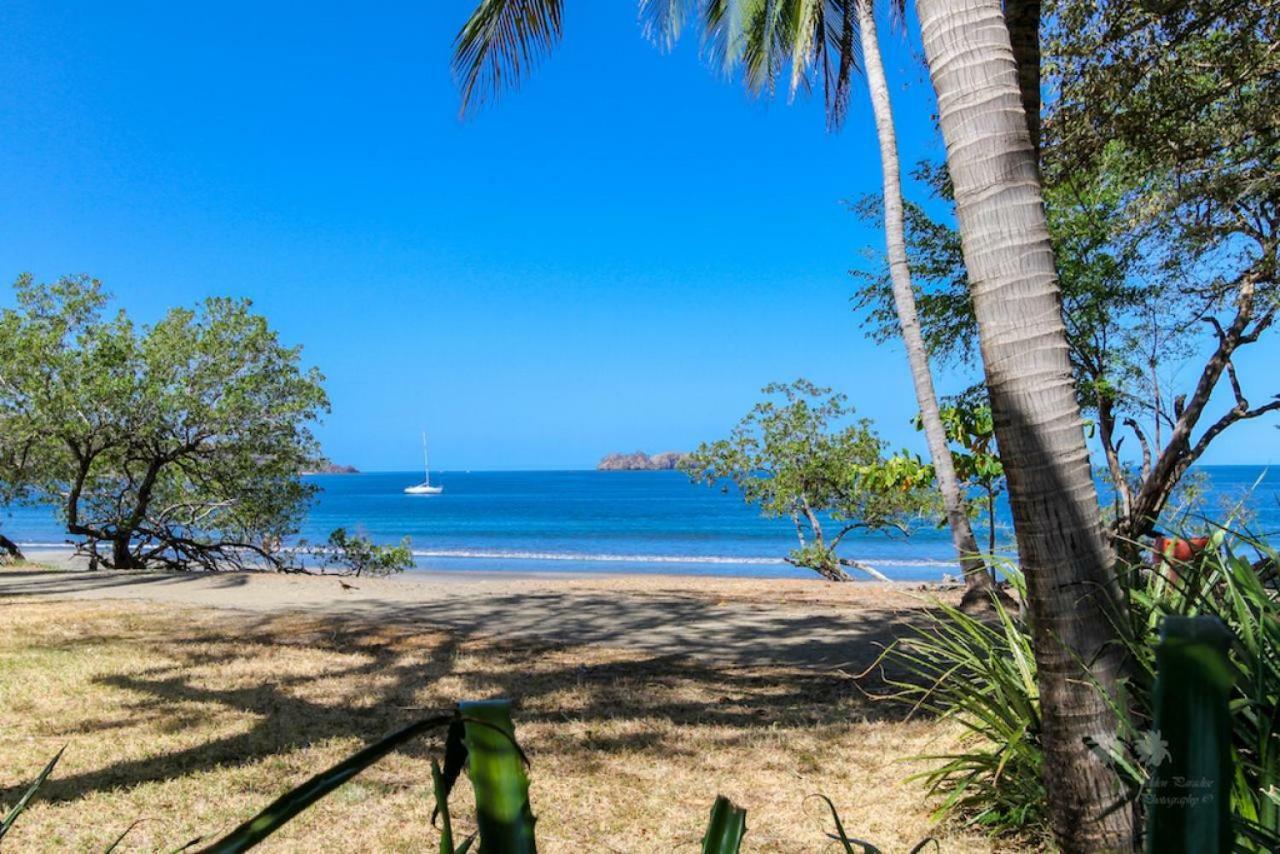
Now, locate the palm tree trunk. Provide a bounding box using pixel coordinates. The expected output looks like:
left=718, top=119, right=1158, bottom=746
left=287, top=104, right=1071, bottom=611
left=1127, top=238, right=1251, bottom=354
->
left=1005, top=0, right=1041, bottom=154
left=913, top=0, right=1133, bottom=849
left=856, top=1, right=992, bottom=595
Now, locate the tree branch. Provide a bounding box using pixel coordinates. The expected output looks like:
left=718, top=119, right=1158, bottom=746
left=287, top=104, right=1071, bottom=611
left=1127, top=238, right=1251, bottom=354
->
left=1123, top=417, right=1153, bottom=483
left=836, top=557, right=891, bottom=582
left=1124, top=269, right=1265, bottom=536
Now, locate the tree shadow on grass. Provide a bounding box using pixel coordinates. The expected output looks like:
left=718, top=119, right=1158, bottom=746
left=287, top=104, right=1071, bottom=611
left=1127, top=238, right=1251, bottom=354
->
left=2, top=591, right=938, bottom=807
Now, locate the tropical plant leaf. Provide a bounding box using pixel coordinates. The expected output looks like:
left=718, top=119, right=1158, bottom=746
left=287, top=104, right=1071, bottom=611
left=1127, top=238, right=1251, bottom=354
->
left=701, top=795, right=747, bottom=853
left=0, top=745, right=65, bottom=841
left=196, top=714, right=453, bottom=853
left=1145, top=616, right=1234, bottom=854
left=639, top=0, right=693, bottom=50
left=460, top=700, right=537, bottom=853
left=432, top=758, right=455, bottom=854
left=812, top=793, right=865, bottom=853
left=433, top=719, right=468, bottom=828
left=453, top=0, right=565, bottom=116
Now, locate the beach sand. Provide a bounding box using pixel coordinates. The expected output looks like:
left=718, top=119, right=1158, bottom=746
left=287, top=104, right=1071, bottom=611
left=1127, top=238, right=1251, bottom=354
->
left=2, top=551, right=962, bottom=667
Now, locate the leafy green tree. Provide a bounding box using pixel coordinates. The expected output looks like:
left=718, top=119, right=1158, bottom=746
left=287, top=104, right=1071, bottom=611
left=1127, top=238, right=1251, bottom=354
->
left=682, top=380, right=939, bottom=581
left=0, top=274, right=329, bottom=570
left=912, top=398, right=1006, bottom=557
left=1048, top=0, right=1279, bottom=544
left=852, top=0, right=1279, bottom=550
left=321, top=528, right=414, bottom=577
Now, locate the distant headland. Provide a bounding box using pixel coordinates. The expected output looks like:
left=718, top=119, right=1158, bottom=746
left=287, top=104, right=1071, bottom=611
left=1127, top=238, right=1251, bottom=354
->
left=301, top=459, right=359, bottom=475
left=597, top=451, right=688, bottom=471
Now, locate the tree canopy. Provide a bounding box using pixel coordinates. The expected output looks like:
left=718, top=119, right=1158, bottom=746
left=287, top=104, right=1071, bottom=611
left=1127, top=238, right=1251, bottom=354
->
left=851, top=0, right=1279, bottom=542
left=682, top=380, right=939, bottom=581
left=0, top=274, right=329, bottom=570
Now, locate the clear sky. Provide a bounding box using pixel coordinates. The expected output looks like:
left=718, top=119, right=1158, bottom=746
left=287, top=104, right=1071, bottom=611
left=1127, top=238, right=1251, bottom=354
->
left=0, top=2, right=1274, bottom=470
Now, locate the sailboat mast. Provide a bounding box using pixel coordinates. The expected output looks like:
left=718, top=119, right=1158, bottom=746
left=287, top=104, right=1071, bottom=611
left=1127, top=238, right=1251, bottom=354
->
left=422, top=431, right=429, bottom=485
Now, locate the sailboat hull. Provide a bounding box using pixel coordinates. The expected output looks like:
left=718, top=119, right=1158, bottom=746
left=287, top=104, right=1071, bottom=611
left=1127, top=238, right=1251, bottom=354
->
left=404, top=484, right=443, bottom=495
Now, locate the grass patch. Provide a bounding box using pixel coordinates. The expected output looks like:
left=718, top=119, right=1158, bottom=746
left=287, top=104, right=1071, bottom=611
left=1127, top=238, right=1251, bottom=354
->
left=0, top=599, right=994, bottom=851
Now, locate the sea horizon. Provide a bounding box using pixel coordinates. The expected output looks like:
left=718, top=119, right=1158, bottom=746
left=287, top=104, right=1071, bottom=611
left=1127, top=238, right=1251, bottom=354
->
left=7, top=465, right=1277, bottom=581
left=334, top=462, right=1279, bottom=474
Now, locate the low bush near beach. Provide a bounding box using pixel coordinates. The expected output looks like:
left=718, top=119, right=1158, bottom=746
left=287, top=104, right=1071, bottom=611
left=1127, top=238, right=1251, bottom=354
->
left=877, top=571, right=1046, bottom=838
left=320, top=528, right=414, bottom=576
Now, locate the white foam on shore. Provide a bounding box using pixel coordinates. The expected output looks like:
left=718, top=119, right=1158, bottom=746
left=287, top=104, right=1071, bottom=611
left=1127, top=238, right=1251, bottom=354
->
left=409, top=548, right=952, bottom=568
left=16, top=542, right=953, bottom=570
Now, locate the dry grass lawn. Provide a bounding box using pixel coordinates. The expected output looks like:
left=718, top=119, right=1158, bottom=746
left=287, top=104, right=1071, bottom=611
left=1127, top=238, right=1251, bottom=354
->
left=0, top=598, right=997, bottom=852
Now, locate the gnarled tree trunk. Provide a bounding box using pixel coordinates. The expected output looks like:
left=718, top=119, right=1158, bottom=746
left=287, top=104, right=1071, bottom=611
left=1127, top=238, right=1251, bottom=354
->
left=913, top=0, right=1133, bottom=848
left=0, top=533, right=23, bottom=561
left=856, top=0, right=993, bottom=597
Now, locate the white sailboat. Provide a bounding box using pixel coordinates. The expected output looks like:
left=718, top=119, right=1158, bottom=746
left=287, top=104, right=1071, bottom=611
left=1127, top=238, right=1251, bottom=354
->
left=404, top=432, right=443, bottom=495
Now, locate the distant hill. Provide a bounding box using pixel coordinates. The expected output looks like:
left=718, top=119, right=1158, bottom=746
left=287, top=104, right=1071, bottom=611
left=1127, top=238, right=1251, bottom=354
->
left=597, top=451, right=687, bottom=471
left=301, top=458, right=359, bottom=475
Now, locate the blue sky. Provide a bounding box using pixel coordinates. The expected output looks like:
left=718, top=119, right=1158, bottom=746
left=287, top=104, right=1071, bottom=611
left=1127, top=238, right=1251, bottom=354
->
left=0, top=2, right=1274, bottom=470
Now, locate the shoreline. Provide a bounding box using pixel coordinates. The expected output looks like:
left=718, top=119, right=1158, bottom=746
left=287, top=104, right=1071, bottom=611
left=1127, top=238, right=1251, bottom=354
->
left=1, top=553, right=960, bottom=669
left=7, top=547, right=958, bottom=591
left=11, top=543, right=961, bottom=583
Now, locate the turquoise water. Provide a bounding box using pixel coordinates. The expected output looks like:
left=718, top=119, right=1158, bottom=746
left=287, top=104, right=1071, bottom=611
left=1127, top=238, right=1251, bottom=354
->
left=4, top=467, right=1277, bottom=580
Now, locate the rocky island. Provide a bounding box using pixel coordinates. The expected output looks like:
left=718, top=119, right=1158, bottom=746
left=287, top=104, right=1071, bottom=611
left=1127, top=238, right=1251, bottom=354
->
left=301, top=458, right=360, bottom=475
left=596, top=451, right=687, bottom=471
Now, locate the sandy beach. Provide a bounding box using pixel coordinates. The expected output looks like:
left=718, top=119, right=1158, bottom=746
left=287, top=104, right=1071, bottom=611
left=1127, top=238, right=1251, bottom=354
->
left=1, top=551, right=960, bottom=668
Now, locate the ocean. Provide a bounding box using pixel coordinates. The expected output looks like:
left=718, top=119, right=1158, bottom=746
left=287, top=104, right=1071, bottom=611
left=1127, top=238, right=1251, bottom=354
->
left=4, top=467, right=1277, bottom=580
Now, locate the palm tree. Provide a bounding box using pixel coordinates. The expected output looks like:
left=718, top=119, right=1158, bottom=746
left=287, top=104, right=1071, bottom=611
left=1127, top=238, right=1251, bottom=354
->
left=454, top=0, right=995, bottom=598
left=912, top=0, right=1132, bottom=847
left=825, top=1, right=997, bottom=597
left=1005, top=0, right=1041, bottom=154
left=452, top=2, right=1131, bottom=847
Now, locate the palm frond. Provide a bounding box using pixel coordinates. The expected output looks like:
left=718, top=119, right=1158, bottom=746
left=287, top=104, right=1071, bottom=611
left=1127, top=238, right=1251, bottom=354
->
left=701, top=0, right=862, bottom=128
left=453, top=0, right=565, bottom=116
left=639, top=0, right=695, bottom=51
left=822, top=0, right=861, bottom=129
left=701, top=0, right=746, bottom=75
left=786, top=0, right=826, bottom=99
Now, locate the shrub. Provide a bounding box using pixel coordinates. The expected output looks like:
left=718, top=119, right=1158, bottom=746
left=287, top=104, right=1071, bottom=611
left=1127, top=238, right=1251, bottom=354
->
left=880, top=534, right=1280, bottom=848
left=321, top=528, right=413, bottom=577
left=877, top=569, right=1047, bottom=838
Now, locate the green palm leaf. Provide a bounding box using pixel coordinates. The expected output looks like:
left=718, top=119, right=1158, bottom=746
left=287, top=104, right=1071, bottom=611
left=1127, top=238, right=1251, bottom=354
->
left=453, top=0, right=565, bottom=116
